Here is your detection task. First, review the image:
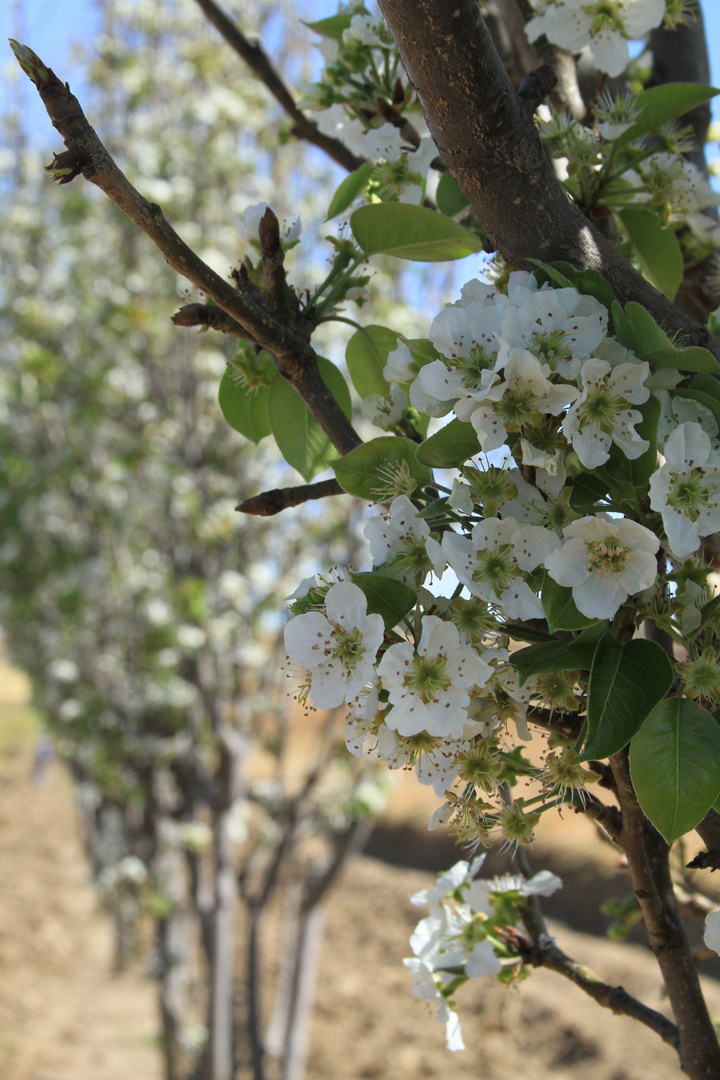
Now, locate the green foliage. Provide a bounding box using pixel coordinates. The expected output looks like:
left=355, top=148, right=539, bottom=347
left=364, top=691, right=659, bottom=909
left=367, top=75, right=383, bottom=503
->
left=510, top=636, right=598, bottom=686
left=350, top=203, right=485, bottom=260
left=580, top=634, right=673, bottom=761
left=326, top=162, right=374, bottom=220
left=630, top=698, right=720, bottom=843
left=345, top=324, right=398, bottom=397
left=218, top=369, right=273, bottom=443
left=619, top=208, right=683, bottom=301
left=541, top=577, right=600, bottom=633
left=332, top=436, right=432, bottom=498
left=615, top=82, right=720, bottom=149
left=267, top=358, right=352, bottom=480
left=350, top=571, right=417, bottom=630
left=415, top=419, right=480, bottom=468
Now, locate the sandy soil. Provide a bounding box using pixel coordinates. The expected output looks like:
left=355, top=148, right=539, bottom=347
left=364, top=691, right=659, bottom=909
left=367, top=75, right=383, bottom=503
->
left=1, top=661, right=719, bottom=1080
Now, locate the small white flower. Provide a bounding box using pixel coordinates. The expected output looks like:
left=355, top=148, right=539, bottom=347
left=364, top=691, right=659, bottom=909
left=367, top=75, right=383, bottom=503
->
left=544, top=514, right=659, bottom=619
left=364, top=494, right=432, bottom=583
left=284, top=581, right=384, bottom=709
left=443, top=517, right=559, bottom=620
left=705, top=909, right=720, bottom=957
left=456, top=348, right=578, bottom=453
left=378, top=616, right=493, bottom=738
left=563, top=358, right=650, bottom=468
left=649, top=422, right=720, bottom=557
left=360, top=385, right=407, bottom=429
left=343, top=13, right=388, bottom=47
left=525, top=0, right=665, bottom=78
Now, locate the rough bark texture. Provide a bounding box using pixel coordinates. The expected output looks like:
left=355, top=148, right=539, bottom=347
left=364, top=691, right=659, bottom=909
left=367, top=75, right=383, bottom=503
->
left=376, top=0, right=720, bottom=359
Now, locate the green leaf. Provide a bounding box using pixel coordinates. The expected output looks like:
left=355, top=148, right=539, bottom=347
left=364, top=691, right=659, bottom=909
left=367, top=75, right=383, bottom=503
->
left=351, top=203, right=484, bottom=261
left=332, top=436, right=433, bottom=499
left=350, top=572, right=417, bottom=630
left=609, top=303, right=720, bottom=374
left=326, top=162, right=374, bottom=220
left=436, top=172, right=470, bottom=217
left=303, top=13, right=354, bottom=39
left=218, top=368, right=272, bottom=443
left=569, top=473, right=611, bottom=514
left=504, top=622, right=556, bottom=645
left=689, top=373, right=720, bottom=404
left=580, top=634, right=673, bottom=762
left=415, top=419, right=480, bottom=468
left=511, top=637, right=598, bottom=687
left=644, top=345, right=720, bottom=375
left=405, top=338, right=443, bottom=366
left=619, top=209, right=683, bottom=301
left=616, top=83, right=720, bottom=149
left=541, top=575, right=600, bottom=633
left=345, top=324, right=398, bottom=398
left=630, top=698, right=720, bottom=843
left=267, top=357, right=352, bottom=481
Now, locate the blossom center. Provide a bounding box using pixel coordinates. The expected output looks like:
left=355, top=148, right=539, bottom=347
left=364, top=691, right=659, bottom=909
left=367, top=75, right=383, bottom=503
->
left=405, top=653, right=451, bottom=703
left=497, top=388, right=541, bottom=430
left=587, top=537, right=630, bottom=575
left=472, top=544, right=515, bottom=593
left=577, top=385, right=627, bottom=433
left=667, top=468, right=716, bottom=521
left=586, top=1, right=625, bottom=34
left=331, top=625, right=366, bottom=668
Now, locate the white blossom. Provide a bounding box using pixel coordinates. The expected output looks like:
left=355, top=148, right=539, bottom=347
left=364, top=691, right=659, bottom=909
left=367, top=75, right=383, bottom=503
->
left=378, top=616, right=493, bottom=738
left=525, top=0, right=665, bottom=78
left=443, top=517, right=559, bottom=620
left=364, top=494, right=432, bottom=583
left=705, top=909, right=720, bottom=957
left=284, top=581, right=384, bottom=709
left=544, top=515, right=659, bottom=619
left=649, top=422, right=720, bottom=557
left=563, top=358, right=650, bottom=467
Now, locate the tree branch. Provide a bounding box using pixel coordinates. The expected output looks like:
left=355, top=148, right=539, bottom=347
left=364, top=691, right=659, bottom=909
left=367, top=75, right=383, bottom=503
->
left=610, top=750, right=720, bottom=1079
left=190, top=0, right=364, bottom=173
left=171, top=302, right=252, bottom=338
left=376, top=0, right=720, bottom=360
left=236, top=478, right=345, bottom=516
left=10, top=41, right=362, bottom=458
left=514, top=844, right=679, bottom=1051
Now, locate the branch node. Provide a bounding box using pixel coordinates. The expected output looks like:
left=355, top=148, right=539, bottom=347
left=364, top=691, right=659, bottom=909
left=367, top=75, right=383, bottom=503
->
left=517, top=63, right=558, bottom=114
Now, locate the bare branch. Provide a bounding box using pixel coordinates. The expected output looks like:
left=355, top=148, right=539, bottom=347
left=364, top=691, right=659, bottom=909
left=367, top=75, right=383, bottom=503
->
left=237, top=478, right=345, bottom=517
left=11, top=41, right=362, bottom=457
left=513, top=839, right=679, bottom=1052
left=190, top=0, right=364, bottom=173
left=524, top=930, right=680, bottom=1050
left=375, top=1, right=720, bottom=359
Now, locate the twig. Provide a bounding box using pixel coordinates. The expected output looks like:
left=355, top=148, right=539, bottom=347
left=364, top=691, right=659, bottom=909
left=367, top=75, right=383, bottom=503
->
left=259, top=208, right=289, bottom=321
left=171, top=303, right=252, bottom=338
left=510, top=798, right=677, bottom=1050
left=10, top=40, right=362, bottom=458
left=190, top=0, right=364, bottom=173
left=523, top=931, right=680, bottom=1051
left=237, top=478, right=345, bottom=516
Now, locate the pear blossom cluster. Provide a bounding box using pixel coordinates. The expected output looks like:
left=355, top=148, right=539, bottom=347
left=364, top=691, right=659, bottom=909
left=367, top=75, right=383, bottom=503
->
left=285, top=266, right=720, bottom=864
left=300, top=4, right=438, bottom=206
left=404, top=856, right=562, bottom=1050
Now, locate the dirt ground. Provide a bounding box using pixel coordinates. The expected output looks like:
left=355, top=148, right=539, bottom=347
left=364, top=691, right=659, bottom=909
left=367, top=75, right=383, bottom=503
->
left=2, top=660, right=720, bottom=1080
